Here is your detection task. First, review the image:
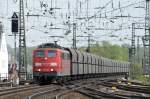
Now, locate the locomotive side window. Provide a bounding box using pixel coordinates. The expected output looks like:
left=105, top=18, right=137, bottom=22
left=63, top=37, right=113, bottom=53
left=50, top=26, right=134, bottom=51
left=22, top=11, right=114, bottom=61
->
left=48, top=50, right=56, bottom=57
left=35, top=50, right=45, bottom=57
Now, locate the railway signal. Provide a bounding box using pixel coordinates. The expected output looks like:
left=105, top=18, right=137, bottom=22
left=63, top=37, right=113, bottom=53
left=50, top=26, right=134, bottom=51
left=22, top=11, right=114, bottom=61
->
left=11, top=12, right=18, bottom=33
left=11, top=12, right=18, bottom=65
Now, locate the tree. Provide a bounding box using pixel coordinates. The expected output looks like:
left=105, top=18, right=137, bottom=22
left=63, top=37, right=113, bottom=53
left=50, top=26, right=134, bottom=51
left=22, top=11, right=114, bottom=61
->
left=90, top=41, right=128, bottom=61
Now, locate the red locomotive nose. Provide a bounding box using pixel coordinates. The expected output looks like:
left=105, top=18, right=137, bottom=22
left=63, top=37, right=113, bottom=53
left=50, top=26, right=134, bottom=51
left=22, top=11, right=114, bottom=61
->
left=50, top=62, right=57, bottom=67
left=33, top=49, right=61, bottom=73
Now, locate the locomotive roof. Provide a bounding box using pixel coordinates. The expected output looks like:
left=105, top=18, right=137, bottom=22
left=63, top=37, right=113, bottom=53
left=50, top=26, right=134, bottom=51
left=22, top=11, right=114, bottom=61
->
left=38, top=43, right=64, bottom=49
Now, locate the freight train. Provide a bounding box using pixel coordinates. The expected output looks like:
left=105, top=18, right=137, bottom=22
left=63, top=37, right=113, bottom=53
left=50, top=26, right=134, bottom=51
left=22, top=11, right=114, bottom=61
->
left=33, top=43, right=130, bottom=83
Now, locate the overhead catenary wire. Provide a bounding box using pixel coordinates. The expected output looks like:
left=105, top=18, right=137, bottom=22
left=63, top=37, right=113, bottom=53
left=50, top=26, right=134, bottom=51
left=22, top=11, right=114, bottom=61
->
left=0, top=0, right=146, bottom=48
left=88, top=0, right=145, bottom=20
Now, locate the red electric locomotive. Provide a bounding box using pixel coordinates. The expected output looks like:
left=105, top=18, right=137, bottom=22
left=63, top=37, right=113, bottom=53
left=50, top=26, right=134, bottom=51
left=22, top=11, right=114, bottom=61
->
left=33, top=43, right=70, bottom=83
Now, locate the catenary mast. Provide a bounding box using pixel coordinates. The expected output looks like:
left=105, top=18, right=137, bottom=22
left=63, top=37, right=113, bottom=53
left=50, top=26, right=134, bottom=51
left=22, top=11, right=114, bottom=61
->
left=18, top=0, right=27, bottom=80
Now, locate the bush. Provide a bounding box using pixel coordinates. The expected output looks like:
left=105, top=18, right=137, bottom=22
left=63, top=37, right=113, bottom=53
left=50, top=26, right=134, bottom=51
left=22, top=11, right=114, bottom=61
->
left=130, top=64, right=142, bottom=79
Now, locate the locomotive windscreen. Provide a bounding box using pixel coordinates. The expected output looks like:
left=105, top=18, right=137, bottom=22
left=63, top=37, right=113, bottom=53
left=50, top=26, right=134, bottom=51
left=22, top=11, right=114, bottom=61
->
left=35, top=50, right=45, bottom=57
left=48, top=50, right=56, bottom=57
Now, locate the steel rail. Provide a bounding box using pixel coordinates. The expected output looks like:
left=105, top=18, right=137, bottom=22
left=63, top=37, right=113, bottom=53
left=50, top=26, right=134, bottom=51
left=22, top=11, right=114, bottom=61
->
left=0, top=84, right=52, bottom=96
left=77, top=87, right=129, bottom=99
left=100, top=82, right=150, bottom=94
left=28, top=87, right=60, bottom=99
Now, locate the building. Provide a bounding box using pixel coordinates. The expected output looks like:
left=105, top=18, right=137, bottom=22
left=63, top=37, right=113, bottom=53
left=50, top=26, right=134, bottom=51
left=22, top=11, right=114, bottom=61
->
left=0, top=22, right=8, bottom=81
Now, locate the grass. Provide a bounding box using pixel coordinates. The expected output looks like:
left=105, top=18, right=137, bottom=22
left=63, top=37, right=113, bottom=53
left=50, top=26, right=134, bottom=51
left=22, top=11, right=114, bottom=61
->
left=135, top=75, right=150, bottom=86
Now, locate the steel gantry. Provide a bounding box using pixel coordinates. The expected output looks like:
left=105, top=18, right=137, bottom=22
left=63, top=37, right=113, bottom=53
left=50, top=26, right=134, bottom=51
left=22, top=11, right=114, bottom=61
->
left=18, top=0, right=27, bottom=80
left=130, top=23, right=136, bottom=63
left=130, top=23, right=144, bottom=63
left=130, top=23, right=144, bottom=77
left=142, top=0, right=150, bottom=75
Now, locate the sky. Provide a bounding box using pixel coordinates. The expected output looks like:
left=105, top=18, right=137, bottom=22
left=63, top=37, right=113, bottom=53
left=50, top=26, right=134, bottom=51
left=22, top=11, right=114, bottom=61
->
left=0, top=0, right=146, bottom=48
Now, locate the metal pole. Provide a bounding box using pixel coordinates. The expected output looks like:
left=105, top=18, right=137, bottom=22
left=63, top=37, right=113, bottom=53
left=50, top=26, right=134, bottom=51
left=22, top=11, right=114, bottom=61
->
left=14, top=33, right=17, bottom=64
left=73, top=23, right=76, bottom=49
left=142, top=36, right=146, bottom=74
left=144, top=0, right=150, bottom=75
left=87, top=34, right=91, bottom=53
left=137, top=36, right=140, bottom=63
left=149, top=28, right=150, bottom=74
left=131, top=23, right=136, bottom=63
left=130, top=23, right=136, bottom=78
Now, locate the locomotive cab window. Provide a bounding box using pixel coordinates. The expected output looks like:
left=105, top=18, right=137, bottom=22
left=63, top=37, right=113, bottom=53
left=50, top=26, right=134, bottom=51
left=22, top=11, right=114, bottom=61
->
left=48, top=50, right=56, bottom=57
left=35, top=50, right=45, bottom=57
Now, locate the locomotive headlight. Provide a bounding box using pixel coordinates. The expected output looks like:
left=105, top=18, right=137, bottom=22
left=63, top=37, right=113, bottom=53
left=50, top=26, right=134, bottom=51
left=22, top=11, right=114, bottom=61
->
left=44, top=57, right=47, bottom=60
left=50, top=68, right=54, bottom=72
left=38, top=69, right=41, bottom=71
left=50, top=62, right=57, bottom=67
left=35, top=63, right=42, bottom=66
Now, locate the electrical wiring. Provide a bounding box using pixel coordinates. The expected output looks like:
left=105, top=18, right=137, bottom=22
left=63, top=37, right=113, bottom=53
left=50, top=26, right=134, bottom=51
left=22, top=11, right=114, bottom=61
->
left=1, top=0, right=146, bottom=48
left=88, top=0, right=145, bottom=20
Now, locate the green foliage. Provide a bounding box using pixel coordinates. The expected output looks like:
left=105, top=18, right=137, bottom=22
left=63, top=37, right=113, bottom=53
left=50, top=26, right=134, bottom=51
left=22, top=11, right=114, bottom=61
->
left=130, top=64, right=142, bottom=79
left=130, top=64, right=150, bottom=85
left=135, top=75, right=150, bottom=85
left=90, top=41, right=129, bottom=61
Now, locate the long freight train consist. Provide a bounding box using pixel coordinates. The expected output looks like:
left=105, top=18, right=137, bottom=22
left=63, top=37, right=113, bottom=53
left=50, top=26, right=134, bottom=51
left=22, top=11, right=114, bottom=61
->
left=33, top=43, right=130, bottom=83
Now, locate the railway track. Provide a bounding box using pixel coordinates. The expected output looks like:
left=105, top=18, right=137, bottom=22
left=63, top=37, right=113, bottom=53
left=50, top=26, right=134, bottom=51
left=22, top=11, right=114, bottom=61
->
left=1, top=78, right=149, bottom=99
left=0, top=82, right=12, bottom=87
left=78, top=86, right=150, bottom=99
left=28, top=78, right=137, bottom=99
left=28, top=88, right=61, bottom=99
left=0, top=77, right=117, bottom=99
left=56, top=78, right=150, bottom=99
left=99, top=81, right=150, bottom=94
left=28, top=86, right=71, bottom=99
left=71, top=79, right=150, bottom=99
left=28, top=79, right=95, bottom=99
left=103, top=86, right=149, bottom=98
left=77, top=86, right=129, bottom=99
left=0, top=84, right=60, bottom=99
left=0, top=84, right=42, bottom=96
left=121, top=80, right=150, bottom=87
